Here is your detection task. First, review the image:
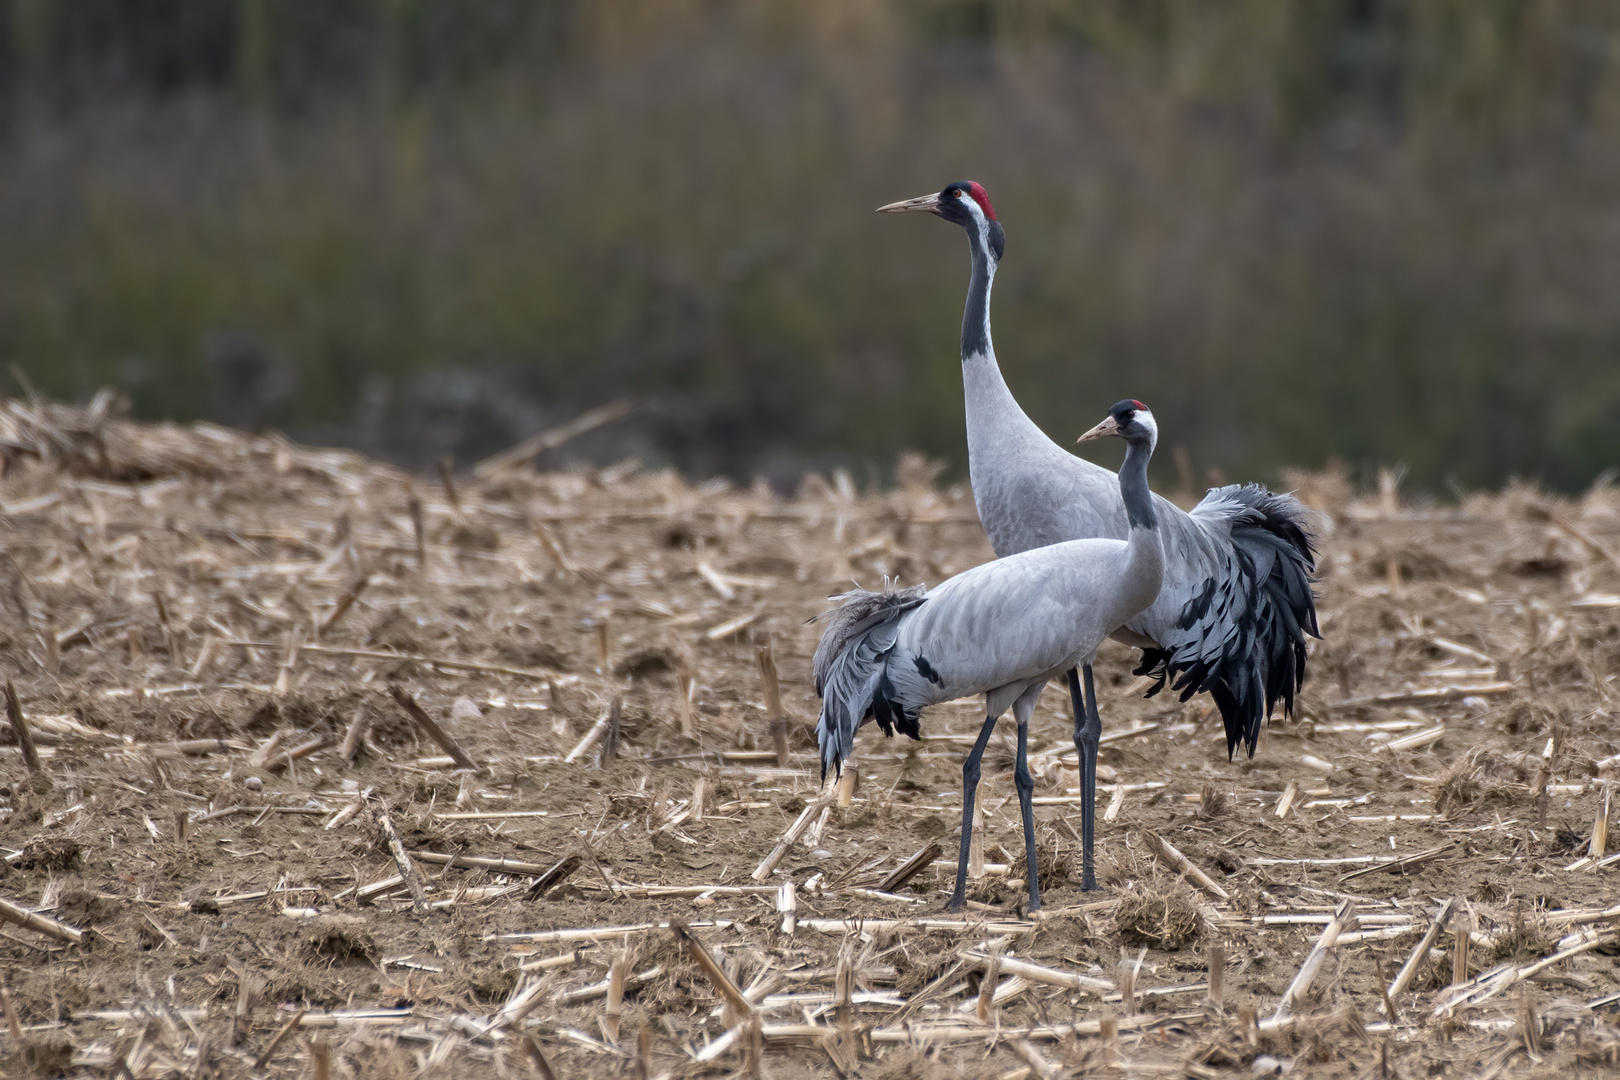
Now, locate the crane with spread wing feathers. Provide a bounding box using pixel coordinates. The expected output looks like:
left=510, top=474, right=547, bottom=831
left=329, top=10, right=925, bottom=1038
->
left=814, top=399, right=1163, bottom=913
left=877, top=182, right=1319, bottom=891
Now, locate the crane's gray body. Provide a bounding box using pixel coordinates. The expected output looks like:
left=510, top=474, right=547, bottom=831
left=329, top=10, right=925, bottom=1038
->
left=814, top=529, right=1163, bottom=776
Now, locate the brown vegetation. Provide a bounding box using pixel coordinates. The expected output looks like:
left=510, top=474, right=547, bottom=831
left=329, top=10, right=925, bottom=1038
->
left=0, top=398, right=1617, bottom=1077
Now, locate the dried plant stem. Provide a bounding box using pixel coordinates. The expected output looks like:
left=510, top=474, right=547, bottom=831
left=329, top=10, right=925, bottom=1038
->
left=0, top=984, right=21, bottom=1042
left=757, top=643, right=789, bottom=767
left=264, top=734, right=333, bottom=774
left=309, top=1037, right=330, bottom=1080
left=835, top=765, right=859, bottom=809
left=671, top=921, right=752, bottom=1017
left=226, top=641, right=563, bottom=681
left=603, top=944, right=630, bottom=1044
left=1117, top=953, right=1136, bottom=1014
left=1012, top=1038, right=1062, bottom=1080
left=958, top=950, right=1113, bottom=993
left=777, top=881, right=797, bottom=935
left=523, top=855, right=583, bottom=900
left=319, top=573, right=370, bottom=636
left=674, top=666, right=695, bottom=739
left=1275, top=778, right=1300, bottom=818
left=370, top=799, right=430, bottom=913
left=1451, top=920, right=1471, bottom=987
left=1590, top=781, right=1612, bottom=859
left=1385, top=896, right=1458, bottom=1013
left=1143, top=830, right=1230, bottom=901
left=474, top=398, right=637, bottom=476
left=976, top=948, right=1001, bottom=1023
left=253, top=1008, right=306, bottom=1069
left=340, top=700, right=371, bottom=762
left=1206, top=943, right=1225, bottom=1007
left=875, top=842, right=941, bottom=894
left=565, top=701, right=616, bottom=764
left=752, top=787, right=836, bottom=880
left=0, top=896, right=80, bottom=944
left=388, top=684, right=478, bottom=771
left=520, top=1034, right=558, bottom=1080
left=1100, top=1014, right=1120, bottom=1064
left=1271, top=900, right=1354, bottom=1021
left=3, top=680, right=42, bottom=775
left=968, top=778, right=986, bottom=879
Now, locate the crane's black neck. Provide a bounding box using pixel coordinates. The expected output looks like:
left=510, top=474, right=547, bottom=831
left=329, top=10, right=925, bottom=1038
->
left=960, top=218, right=1004, bottom=361
left=1119, top=436, right=1157, bottom=531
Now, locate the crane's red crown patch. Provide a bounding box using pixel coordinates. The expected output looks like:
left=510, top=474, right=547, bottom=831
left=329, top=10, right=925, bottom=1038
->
left=1131, top=399, right=1146, bottom=411
left=964, top=182, right=997, bottom=221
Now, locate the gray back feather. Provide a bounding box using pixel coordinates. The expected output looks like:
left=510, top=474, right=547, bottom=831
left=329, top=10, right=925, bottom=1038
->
left=810, top=580, right=927, bottom=779
left=811, top=580, right=927, bottom=696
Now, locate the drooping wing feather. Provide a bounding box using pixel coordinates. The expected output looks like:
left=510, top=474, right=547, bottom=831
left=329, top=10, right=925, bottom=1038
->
left=1139, top=485, right=1319, bottom=758
left=811, top=581, right=927, bottom=696
left=811, top=582, right=927, bottom=779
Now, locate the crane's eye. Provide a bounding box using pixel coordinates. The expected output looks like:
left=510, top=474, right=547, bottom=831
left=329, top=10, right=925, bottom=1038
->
left=951, top=189, right=963, bottom=198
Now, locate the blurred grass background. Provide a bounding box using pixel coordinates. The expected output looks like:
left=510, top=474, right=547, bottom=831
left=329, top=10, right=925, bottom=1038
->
left=4, top=0, right=1620, bottom=491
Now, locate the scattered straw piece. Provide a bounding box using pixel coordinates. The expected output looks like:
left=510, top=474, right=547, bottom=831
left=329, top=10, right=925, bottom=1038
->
left=3, top=680, right=42, bottom=775
left=1142, top=830, right=1229, bottom=901
left=1271, top=900, right=1354, bottom=1021
left=388, top=684, right=478, bottom=771
left=0, top=896, right=82, bottom=944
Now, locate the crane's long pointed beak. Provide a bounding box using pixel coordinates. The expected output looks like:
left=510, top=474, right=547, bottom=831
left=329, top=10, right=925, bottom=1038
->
left=1077, top=416, right=1120, bottom=443
left=876, top=192, right=942, bottom=215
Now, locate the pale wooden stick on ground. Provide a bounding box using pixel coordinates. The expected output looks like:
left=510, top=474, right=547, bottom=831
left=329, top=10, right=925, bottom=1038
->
left=671, top=921, right=752, bottom=1016
left=1385, top=896, right=1458, bottom=1013
left=254, top=1008, right=306, bottom=1069
left=875, top=842, right=942, bottom=894
left=369, top=799, right=429, bottom=913
left=565, top=702, right=615, bottom=765
left=757, top=643, right=789, bottom=767
left=752, top=787, right=836, bottom=880
left=3, top=680, right=42, bottom=775
left=1143, top=830, right=1230, bottom=901
left=388, top=684, right=478, bottom=771
left=340, top=700, right=371, bottom=762
left=1271, top=900, right=1354, bottom=1020
left=0, top=896, right=82, bottom=944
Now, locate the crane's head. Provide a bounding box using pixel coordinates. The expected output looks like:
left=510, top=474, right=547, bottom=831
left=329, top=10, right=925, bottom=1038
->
left=877, top=182, right=1005, bottom=261
left=1077, top=400, right=1157, bottom=450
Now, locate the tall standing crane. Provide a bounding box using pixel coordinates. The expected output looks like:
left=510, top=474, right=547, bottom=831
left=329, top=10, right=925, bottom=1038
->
left=815, top=400, right=1164, bottom=913
left=877, top=182, right=1318, bottom=891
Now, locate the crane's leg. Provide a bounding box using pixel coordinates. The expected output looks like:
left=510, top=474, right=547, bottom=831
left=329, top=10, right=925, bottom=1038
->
left=1070, top=663, right=1103, bottom=891
left=1011, top=685, right=1043, bottom=913
left=948, top=710, right=1003, bottom=913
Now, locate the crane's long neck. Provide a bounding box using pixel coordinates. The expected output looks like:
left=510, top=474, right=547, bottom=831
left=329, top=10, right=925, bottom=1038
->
left=961, top=220, right=997, bottom=362
left=959, top=218, right=1046, bottom=465
left=1117, top=436, right=1164, bottom=607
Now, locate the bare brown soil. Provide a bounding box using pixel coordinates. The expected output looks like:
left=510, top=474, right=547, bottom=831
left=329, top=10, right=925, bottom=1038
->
left=0, top=399, right=1617, bottom=1078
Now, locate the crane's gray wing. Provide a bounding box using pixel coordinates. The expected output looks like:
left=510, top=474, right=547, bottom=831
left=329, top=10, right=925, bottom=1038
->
left=1137, top=485, right=1318, bottom=758
left=811, top=582, right=927, bottom=779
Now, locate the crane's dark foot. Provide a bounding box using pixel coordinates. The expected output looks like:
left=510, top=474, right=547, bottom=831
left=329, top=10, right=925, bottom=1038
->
left=945, top=893, right=966, bottom=914
left=1080, top=872, right=1099, bottom=892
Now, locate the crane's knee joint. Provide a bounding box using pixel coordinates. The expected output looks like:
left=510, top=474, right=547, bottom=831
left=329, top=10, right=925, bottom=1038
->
left=1013, top=764, right=1033, bottom=795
